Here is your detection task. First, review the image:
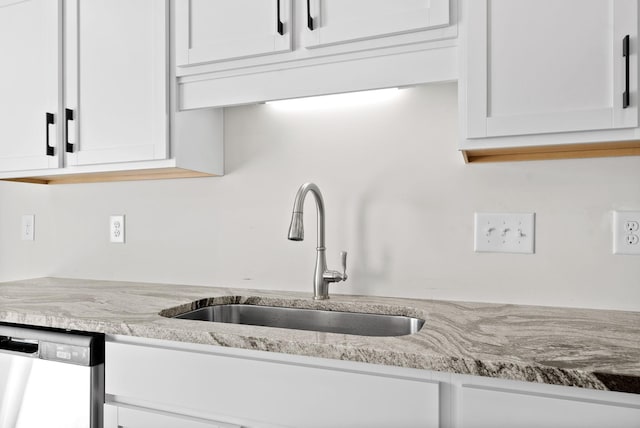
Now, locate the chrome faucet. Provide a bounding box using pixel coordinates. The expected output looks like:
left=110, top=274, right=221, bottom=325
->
left=287, top=182, right=347, bottom=300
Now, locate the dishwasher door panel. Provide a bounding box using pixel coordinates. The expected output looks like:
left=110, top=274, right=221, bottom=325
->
left=0, top=353, right=92, bottom=428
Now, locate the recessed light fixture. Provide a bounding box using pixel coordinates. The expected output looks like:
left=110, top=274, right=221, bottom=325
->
left=266, top=87, right=401, bottom=111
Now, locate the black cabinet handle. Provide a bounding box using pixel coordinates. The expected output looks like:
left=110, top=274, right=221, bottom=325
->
left=307, top=0, right=314, bottom=31
left=65, top=108, right=74, bottom=153
left=623, top=35, right=630, bottom=109
left=45, top=112, right=55, bottom=157
left=276, top=0, right=284, bottom=35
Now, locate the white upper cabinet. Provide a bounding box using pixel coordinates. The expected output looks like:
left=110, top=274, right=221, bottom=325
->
left=176, top=0, right=449, bottom=68
left=0, top=0, right=61, bottom=172
left=176, top=0, right=456, bottom=109
left=0, top=0, right=223, bottom=183
left=303, top=0, right=450, bottom=49
left=464, top=0, right=638, bottom=139
left=64, top=0, right=168, bottom=167
left=176, top=0, right=292, bottom=66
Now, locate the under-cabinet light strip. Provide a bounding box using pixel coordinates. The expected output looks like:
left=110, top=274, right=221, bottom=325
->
left=266, top=88, right=401, bottom=110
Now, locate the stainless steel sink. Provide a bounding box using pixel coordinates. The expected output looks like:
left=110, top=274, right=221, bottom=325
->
left=173, top=304, right=425, bottom=337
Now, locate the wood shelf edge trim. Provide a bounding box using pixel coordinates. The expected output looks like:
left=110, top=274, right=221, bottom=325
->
left=461, top=142, right=640, bottom=164
left=1, top=168, right=216, bottom=185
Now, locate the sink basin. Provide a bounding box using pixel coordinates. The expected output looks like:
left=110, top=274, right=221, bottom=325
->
left=172, top=304, right=425, bottom=337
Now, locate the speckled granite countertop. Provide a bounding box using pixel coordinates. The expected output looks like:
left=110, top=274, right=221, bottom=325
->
left=1, top=277, right=639, bottom=394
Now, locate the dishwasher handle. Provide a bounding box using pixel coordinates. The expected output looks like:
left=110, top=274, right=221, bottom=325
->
left=0, top=336, right=39, bottom=354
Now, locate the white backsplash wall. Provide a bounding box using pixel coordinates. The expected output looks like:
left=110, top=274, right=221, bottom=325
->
left=0, top=181, right=55, bottom=281
left=1, top=83, right=639, bottom=310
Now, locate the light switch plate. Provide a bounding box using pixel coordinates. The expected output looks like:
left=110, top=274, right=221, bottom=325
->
left=613, top=211, right=640, bottom=255
left=21, top=215, right=34, bottom=241
left=110, top=215, right=125, bottom=244
left=474, top=213, right=535, bottom=254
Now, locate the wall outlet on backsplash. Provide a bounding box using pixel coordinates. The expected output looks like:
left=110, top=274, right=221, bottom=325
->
left=613, top=211, right=640, bottom=255
left=110, top=215, right=125, bottom=244
left=21, top=215, right=34, bottom=241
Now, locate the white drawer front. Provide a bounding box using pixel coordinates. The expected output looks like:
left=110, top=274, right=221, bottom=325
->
left=104, top=403, right=239, bottom=428
left=462, top=384, right=640, bottom=428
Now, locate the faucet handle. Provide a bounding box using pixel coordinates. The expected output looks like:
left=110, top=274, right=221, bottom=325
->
left=323, top=251, right=349, bottom=284
left=340, top=251, right=348, bottom=281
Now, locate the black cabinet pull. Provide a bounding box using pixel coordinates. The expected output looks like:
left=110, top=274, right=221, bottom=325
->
left=276, top=0, right=284, bottom=35
left=65, top=108, right=74, bottom=153
left=307, top=0, right=314, bottom=31
left=45, top=112, right=55, bottom=157
left=623, top=35, right=630, bottom=109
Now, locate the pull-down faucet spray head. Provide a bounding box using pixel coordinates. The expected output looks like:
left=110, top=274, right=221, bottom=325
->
left=287, top=212, right=304, bottom=241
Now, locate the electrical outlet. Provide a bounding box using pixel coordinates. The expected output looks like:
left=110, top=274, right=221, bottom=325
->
left=613, top=211, right=640, bottom=255
left=624, top=220, right=639, bottom=233
left=474, top=213, right=535, bottom=254
left=626, top=234, right=639, bottom=245
left=21, top=215, right=34, bottom=241
left=110, top=215, right=125, bottom=244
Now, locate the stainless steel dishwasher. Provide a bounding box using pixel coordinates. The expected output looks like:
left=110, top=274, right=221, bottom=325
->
left=0, top=322, right=104, bottom=428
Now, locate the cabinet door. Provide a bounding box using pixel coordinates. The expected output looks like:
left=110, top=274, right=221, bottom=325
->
left=0, top=0, right=61, bottom=172
left=175, top=0, right=292, bottom=66
left=461, top=385, right=640, bottom=428
left=64, top=0, right=168, bottom=167
left=466, top=0, right=638, bottom=138
left=104, top=404, right=238, bottom=428
left=303, top=0, right=450, bottom=49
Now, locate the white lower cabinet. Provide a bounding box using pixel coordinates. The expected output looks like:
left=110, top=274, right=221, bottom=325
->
left=461, top=384, right=640, bottom=428
left=105, top=336, right=640, bottom=428
left=105, top=339, right=440, bottom=428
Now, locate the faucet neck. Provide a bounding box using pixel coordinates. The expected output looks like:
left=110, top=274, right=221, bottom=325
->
left=292, top=182, right=325, bottom=248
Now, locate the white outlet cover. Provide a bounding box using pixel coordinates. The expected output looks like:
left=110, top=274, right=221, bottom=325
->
left=613, top=211, right=640, bottom=255
left=110, top=215, right=125, bottom=244
left=21, top=215, right=34, bottom=241
left=474, top=213, right=535, bottom=254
